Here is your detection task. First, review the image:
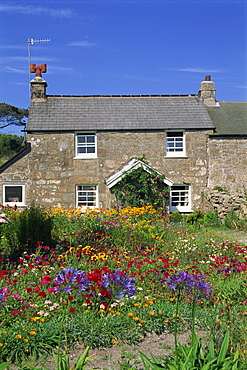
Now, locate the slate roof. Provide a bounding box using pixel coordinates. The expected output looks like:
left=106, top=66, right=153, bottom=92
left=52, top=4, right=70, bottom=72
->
left=207, top=102, right=247, bottom=136
left=26, top=95, right=215, bottom=132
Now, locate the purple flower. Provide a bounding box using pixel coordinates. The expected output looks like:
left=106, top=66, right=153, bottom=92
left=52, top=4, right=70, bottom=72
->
left=54, top=267, right=91, bottom=294
left=100, top=269, right=136, bottom=300
left=166, top=271, right=213, bottom=301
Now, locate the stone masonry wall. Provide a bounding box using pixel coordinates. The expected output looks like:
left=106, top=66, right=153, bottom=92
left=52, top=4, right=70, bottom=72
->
left=0, top=129, right=211, bottom=210
left=208, top=137, right=247, bottom=194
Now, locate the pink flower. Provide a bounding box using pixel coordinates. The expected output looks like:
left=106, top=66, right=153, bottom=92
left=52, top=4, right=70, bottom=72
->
left=46, top=287, right=55, bottom=293
left=12, top=294, right=20, bottom=299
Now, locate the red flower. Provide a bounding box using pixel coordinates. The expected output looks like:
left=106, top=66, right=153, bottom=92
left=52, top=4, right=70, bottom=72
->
left=33, top=288, right=40, bottom=293
left=10, top=310, right=22, bottom=315
left=68, top=295, right=74, bottom=301
left=46, top=287, right=55, bottom=293
left=38, top=291, right=46, bottom=298
left=26, top=288, right=32, bottom=293
left=69, top=308, right=77, bottom=313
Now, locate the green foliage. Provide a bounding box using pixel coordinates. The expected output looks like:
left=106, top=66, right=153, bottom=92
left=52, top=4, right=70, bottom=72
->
left=0, top=204, right=53, bottom=261
left=111, top=156, right=169, bottom=210
left=224, top=211, right=246, bottom=230
left=0, top=134, right=25, bottom=165
left=140, top=331, right=240, bottom=369
left=169, top=211, right=183, bottom=223
left=203, top=210, right=221, bottom=227
left=0, top=103, right=28, bottom=129
left=16, top=203, right=53, bottom=247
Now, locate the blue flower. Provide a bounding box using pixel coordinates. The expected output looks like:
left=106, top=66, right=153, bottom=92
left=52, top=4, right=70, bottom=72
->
left=54, top=267, right=91, bottom=293
left=166, top=271, right=213, bottom=301
left=100, top=269, right=136, bottom=300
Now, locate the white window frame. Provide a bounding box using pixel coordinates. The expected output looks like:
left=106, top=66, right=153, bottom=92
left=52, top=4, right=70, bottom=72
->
left=3, top=184, right=25, bottom=206
left=170, top=184, right=191, bottom=213
left=166, top=131, right=186, bottom=157
left=75, top=133, right=97, bottom=159
left=76, top=185, right=98, bottom=209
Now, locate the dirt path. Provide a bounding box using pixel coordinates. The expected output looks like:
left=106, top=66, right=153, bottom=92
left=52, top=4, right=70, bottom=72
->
left=41, top=331, right=190, bottom=370
left=213, top=229, right=247, bottom=245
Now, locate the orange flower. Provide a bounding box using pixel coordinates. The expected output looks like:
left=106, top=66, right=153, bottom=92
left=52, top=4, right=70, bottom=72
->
left=15, top=334, right=22, bottom=339
left=23, top=339, right=29, bottom=343
left=128, top=312, right=133, bottom=317
left=148, top=311, right=155, bottom=316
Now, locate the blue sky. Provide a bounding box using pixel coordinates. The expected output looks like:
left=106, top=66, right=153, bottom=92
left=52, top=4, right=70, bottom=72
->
left=0, top=0, right=246, bottom=136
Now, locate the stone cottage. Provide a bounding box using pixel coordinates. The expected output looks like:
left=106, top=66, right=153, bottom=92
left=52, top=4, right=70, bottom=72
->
left=0, top=67, right=246, bottom=213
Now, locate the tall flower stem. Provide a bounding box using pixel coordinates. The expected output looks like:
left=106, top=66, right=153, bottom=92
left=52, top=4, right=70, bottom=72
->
left=191, top=299, right=196, bottom=347
left=174, top=289, right=181, bottom=352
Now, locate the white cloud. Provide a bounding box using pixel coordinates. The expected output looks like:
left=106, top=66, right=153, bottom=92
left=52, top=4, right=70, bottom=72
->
left=0, top=4, right=73, bottom=17
left=6, top=66, right=27, bottom=74
left=167, top=67, right=225, bottom=73
left=67, top=41, right=95, bottom=47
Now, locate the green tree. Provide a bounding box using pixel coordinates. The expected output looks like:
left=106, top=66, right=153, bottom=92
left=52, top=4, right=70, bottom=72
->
left=0, top=103, right=28, bottom=129
left=0, top=134, right=24, bottom=165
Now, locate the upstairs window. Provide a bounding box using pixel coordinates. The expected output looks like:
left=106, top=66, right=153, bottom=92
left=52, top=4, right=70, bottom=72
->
left=76, top=185, right=98, bottom=209
left=75, top=133, right=97, bottom=158
left=166, top=131, right=185, bottom=157
left=3, top=184, right=25, bottom=206
left=170, top=185, right=191, bottom=212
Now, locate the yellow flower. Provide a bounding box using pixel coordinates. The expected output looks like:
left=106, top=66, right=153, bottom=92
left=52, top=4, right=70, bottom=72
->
left=111, top=339, right=117, bottom=345
left=23, top=339, right=29, bottom=343
left=2, top=331, right=7, bottom=334
left=99, top=309, right=105, bottom=313
left=133, top=317, right=139, bottom=321
left=148, top=300, right=154, bottom=305
left=0, top=343, right=3, bottom=347
left=29, top=331, right=36, bottom=335
left=143, top=303, right=148, bottom=307
left=115, top=311, right=121, bottom=316
left=31, top=317, right=40, bottom=322
left=139, top=320, right=144, bottom=323
left=128, top=313, right=133, bottom=317
left=148, top=311, right=155, bottom=316
left=134, top=303, right=140, bottom=307
left=173, top=314, right=180, bottom=318
left=15, top=334, right=22, bottom=339
left=158, top=311, right=163, bottom=314
left=169, top=298, right=175, bottom=302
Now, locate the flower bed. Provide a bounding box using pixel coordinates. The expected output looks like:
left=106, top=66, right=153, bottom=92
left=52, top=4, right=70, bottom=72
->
left=0, top=205, right=246, bottom=366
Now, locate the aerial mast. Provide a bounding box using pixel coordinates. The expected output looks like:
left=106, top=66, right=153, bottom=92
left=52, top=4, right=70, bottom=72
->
left=28, top=38, right=50, bottom=89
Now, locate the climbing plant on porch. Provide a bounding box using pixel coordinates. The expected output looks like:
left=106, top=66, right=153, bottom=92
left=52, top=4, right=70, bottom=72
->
left=111, top=156, right=170, bottom=210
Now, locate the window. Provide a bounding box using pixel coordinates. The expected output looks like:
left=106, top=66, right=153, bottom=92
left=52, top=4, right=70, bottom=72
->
left=3, top=184, right=25, bottom=206
left=166, top=131, right=185, bottom=157
left=170, top=185, right=191, bottom=212
left=75, top=133, right=97, bottom=158
left=76, top=185, right=98, bottom=208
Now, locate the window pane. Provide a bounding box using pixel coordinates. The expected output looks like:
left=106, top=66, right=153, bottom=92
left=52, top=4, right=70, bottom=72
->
left=5, top=186, right=23, bottom=202
left=87, top=136, right=95, bottom=143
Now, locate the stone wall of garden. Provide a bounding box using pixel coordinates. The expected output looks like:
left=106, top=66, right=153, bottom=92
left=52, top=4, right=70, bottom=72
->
left=201, top=189, right=247, bottom=218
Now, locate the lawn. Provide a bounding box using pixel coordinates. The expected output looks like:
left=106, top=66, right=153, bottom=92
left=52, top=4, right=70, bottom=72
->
left=0, top=205, right=246, bottom=369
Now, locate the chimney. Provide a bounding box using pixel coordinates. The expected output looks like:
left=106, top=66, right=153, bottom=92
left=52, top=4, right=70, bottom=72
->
left=198, top=75, right=216, bottom=106
left=30, top=64, right=47, bottom=102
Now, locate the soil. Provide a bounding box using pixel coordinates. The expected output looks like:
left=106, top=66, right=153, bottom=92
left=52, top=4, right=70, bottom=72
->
left=41, top=331, right=190, bottom=370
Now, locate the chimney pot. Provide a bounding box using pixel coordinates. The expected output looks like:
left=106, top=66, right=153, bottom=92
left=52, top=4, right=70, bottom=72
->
left=205, top=75, right=211, bottom=81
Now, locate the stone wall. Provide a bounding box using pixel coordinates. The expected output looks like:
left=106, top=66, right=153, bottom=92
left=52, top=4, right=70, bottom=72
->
left=201, top=189, right=247, bottom=218
left=208, top=137, right=247, bottom=193
left=0, top=129, right=211, bottom=210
